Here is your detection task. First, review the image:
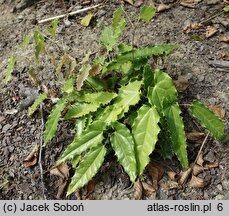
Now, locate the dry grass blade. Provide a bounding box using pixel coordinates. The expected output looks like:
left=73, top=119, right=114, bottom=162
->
left=23, top=144, right=39, bottom=167
left=134, top=179, right=143, bottom=200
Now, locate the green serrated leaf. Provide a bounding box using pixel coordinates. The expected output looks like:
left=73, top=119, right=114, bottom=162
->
left=98, top=105, right=123, bottom=124
left=112, top=7, right=123, bottom=31
left=17, top=34, right=30, bottom=49
left=132, top=105, right=160, bottom=176
left=43, top=99, right=67, bottom=145
left=223, top=5, right=229, bottom=12
left=190, top=101, right=226, bottom=140
left=28, top=93, right=47, bottom=116
left=57, top=121, right=106, bottom=164
left=56, top=54, right=76, bottom=78
left=81, top=92, right=117, bottom=105
left=164, top=103, right=188, bottom=169
left=81, top=13, right=93, bottom=27
left=118, top=43, right=133, bottom=53
left=148, top=70, right=177, bottom=111
left=139, top=5, right=157, bottom=22
left=47, top=18, right=59, bottom=39
left=121, top=61, right=132, bottom=75
left=75, top=117, right=87, bottom=137
left=62, top=78, right=75, bottom=94
left=34, top=30, right=46, bottom=63
left=65, top=103, right=100, bottom=120
left=67, top=144, right=106, bottom=195
left=3, top=55, right=16, bottom=84
left=111, top=122, right=137, bottom=182
left=117, top=44, right=178, bottom=62
left=71, top=155, right=81, bottom=168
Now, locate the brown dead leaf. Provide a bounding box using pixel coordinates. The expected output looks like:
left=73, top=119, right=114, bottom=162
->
left=86, top=179, right=96, bottom=195
left=56, top=179, right=67, bottom=199
left=134, top=179, right=143, bottom=200
left=142, top=182, right=156, bottom=198
left=167, top=171, right=179, bottom=181
left=124, top=0, right=133, bottom=5
left=23, top=144, right=39, bottom=167
left=219, top=35, right=229, bottom=43
left=159, top=180, right=179, bottom=190
left=186, top=131, right=205, bottom=143
left=89, top=64, right=102, bottom=76
left=180, top=2, right=196, bottom=8
left=191, top=22, right=202, bottom=30
left=147, top=162, right=164, bottom=188
left=192, top=164, right=204, bottom=176
left=179, top=168, right=192, bottom=185
left=196, top=151, right=204, bottom=167
left=50, top=163, right=69, bottom=179
left=208, top=105, right=225, bottom=119
left=204, top=160, right=219, bottom=169
left=157, top=4, right=172, bottom=12
left=206, top=26, right=218, bottom=38
left=76, top=64, right=91, bottom=91
left=189, top=175, right=208, bottom=188
left=134, top=0, right=144, bottom=7
left=174, top=79, right=189, bottom=92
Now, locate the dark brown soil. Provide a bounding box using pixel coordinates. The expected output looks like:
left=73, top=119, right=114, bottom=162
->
left=0, top=0, right=228, bottom=200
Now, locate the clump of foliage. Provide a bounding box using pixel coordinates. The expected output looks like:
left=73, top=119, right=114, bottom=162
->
left=4, top=5, right=226, bottom=196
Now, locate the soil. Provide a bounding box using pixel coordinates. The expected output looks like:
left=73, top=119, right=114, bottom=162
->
left=0, top=0, right=228, bottom=200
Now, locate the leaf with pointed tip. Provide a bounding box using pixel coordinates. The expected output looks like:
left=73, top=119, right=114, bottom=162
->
left=223, top=6, right=229, bottom=12
left=81, top=13, right=93, bottom=27
left=132, top=105, right=160, bottom=176
left=34, top=30, right=46, bottom=63
left=65, top=103, right=100, bottom=120
left=111, top=122, right=137, bottom=182
left=47, top=18, right=59, bottom=39
left=62, top=78, right=75, bottom=94
left=4, top=55, right=16, bottom=84
left=164, top=103, right=188, bottom=169
left=139, top=5, right=157, bottom=22
left=190, top=101, right=226, bottom=140
left=44, top=99, right=67, bottom=145
left=80, top=92, right=117, bottom=105
left=67, top=145, right=106, bottom=195
left=112, top=7, right=123, bottom=31
left=28, top=93, right=47, bottom=116
left=148, top=70, right=177, bottom=111
left=77, top=64, right=91, bottom=91
left=57, top=121, right=106, bottom=164
left=17, top=34, right=30, bottom=49
left=117, top=44, right=178, bottom=62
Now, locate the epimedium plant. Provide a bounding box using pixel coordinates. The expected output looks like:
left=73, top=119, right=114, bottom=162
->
left=4, top=5, right=226, bottom=196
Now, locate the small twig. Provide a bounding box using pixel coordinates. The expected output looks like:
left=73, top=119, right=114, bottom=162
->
left=200, top=11, right=224, bottom=25
left=38, top=104, right=47, bottom=199
left=193, top=132, right=210, bottom=166
left=38, top=4, right=103, bottom=24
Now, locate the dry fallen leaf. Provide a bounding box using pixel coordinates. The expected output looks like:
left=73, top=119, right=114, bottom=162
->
left=23, top=144, right=39, bottom=167
left=56, top=180, right=67, bottom=199
left=179, top=168, right=192, bottom=185
left=157, top=4, right=172, bottom=12
left=50, top=163, right=69, bottom=179
left=134, top=0, right=144, bottom=7
left=80, top=13, right=93, bottom=27
left=147, top=162, right=164, bottom=188
left=204, top=160, right=219, bottom=169
left=219, top=35, right=229, bottom=43
left=196, top=151, right=204, bottom=167
left=124, top=0, right=133, bottom=5
left=134, top=179, right=143, bottom=200
left=186, top=131, right=205, bottom=143
left=86, top=179, right=96, bottom=195
left=189, top=175, right=207, bottom=188
left=89, top=64, right=102, bottom=76
left=206, top=26, right=218, bottom=38
left=142, top=182, right=156, bottom=199
left=174, top=79, right=189, bottom=92
left=159, top=180, right=179, bottom=190
left=167, top=171, right=179, bottom=181
left=192, top=164, right=204, bottom=176
left=208, top=105, right=225, bottom=119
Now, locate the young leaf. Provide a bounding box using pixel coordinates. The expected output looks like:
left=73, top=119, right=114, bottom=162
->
left=112, top=7, right=123, bottom=31
left=47, top=18, right=59, bottom=39
left=75, top=117, right=87, bottom=137
left=17, top=34, right=30, bottom=49
left=62, top=78, right=75, bottom=94
left=43, top=99, right=67, bottom=145
left=143, top=64, right=154, bottom=90
left=164, top=103, right=189, bottom=169
left=118, top=43, right=133, bottom=53
left=132, top=105, right=160, bottom=176
left=3, top=55, right=16, bottom=84
left=111, top=122, right=137, bottom=182
left=117, top=44, right=178, bottom=62
left=65, top=103, right=100, bottom=120
left=80, top=92, right=117, bottom=105
left=57, top=121, right=106, bottom=164
left=190, top=101, right=226, bottom=140
left=139, top=5, right=157, bottom=22
left=67, top=144, right=106, bottom=195
left=80, top=13, right=93, bottom=27
left=148, top=70, right=177, bottom=111
left=28, top=93, right=48, bottom=116
left=223, top=6, right=229, bottom=12
left=77, top=64, right=91, bottom=91
left=34, top=30, right=46, bottom=63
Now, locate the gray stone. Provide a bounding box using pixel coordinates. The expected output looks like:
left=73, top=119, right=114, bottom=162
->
left=2, top=124, right=11, bottom=133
